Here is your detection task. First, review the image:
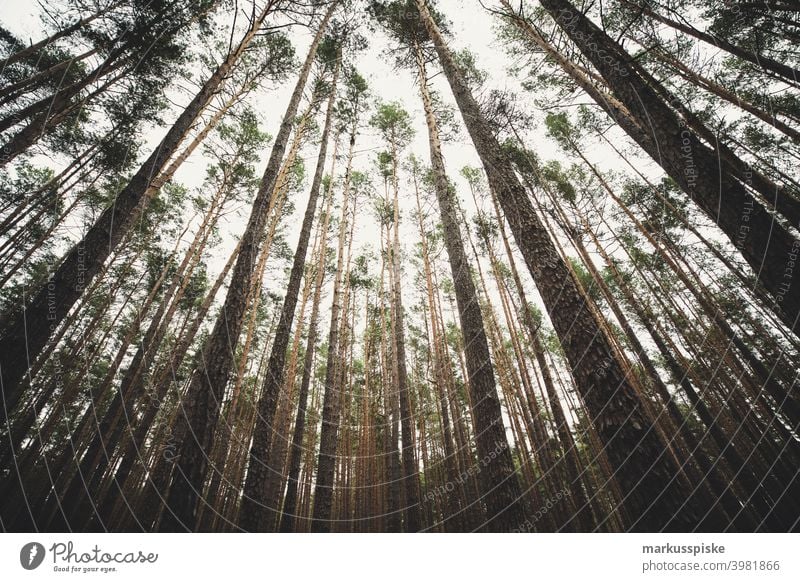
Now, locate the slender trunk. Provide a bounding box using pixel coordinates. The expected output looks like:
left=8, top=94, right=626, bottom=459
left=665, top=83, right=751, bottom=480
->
left=277, top=199, right=333, bottom=532
left=412, top=35, right=525, bottom=532
left=240, top=54, right=341, bottom=531
left=389, top=144, right=422, bottom=531
left=310, top=116, right=359, bottom=532
left=0, top=3, right=117, bottom=68
left=102, top=244, right=239, bottom=527
left=651, top=47, right=800, bottom=142
left=621, top=0, right=800, bottom=85
left=157, top=3, right=336, bottom=531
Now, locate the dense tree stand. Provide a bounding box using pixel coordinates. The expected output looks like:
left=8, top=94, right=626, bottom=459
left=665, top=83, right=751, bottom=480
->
left=1, top=0, right=798, bottom=533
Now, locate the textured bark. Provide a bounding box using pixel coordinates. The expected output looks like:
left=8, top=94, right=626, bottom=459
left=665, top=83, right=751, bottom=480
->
left=417, top=0, right=700, bottom=530
left=413, top=35, right=525, bottom=532
left=277, top=131, right=339, bottom=532
left=499, top=1, right=800, bottom=335
left=310, top=121, right=358, bottom=532
left=651, top=48, right=800, bottom=143
left=158, top=2, right=336, bottom=532
left=98, top=244, right=239, bottom=528
left=535, top=0, right=800, bottom=335
left=0, top=2, right=117, bottom=68
left=239, top=54, right=341, bottom=531
left=72, top=174, right=232, bottom=531
left=412, top=168, right=464, bottom=530
left=390, top=158, right=422, bottom=532
left=484, top=220, right=586, bottom=529
left=0, top=2, right=223, bottom=164
left=0, top=49, right=129, bottom=137
left=619, top=46, right=800, bottom=228
left=0, top=46, right=101, bottom=103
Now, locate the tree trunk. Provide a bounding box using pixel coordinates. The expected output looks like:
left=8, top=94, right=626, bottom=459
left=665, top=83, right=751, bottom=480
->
left=416, top=0, right=701, bottom=531
left=412, top=35, right=525, bottom=532
left=240, top=53, right=341, bottom=531
left=157, top=3, right=337, bottom=531
left=310, top=116, right=359, bottom=532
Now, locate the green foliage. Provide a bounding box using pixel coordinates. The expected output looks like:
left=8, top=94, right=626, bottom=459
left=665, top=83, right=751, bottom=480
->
left=335, top=67, right=370, bottom=131
left=373, top=195, right=395, bottom=226
left=568, top=257, right=599, bottom=302
left=367, top=0, right=450, bottom=68
left=375, top=150, right=394, bottom=181
left=472, top=213, right=498, bottom=253
left=452, top=49, right=487, bottom=89
left=459, top=165, right=485, bottom=192
left=539, top=160, right=576, bottom=203
left=544, top=111, right=575, bottom=150
left=370, top=100, right=415, bottom=147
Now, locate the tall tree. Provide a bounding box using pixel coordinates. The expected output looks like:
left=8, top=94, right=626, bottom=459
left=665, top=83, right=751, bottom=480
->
left=499, top=0, right=800, bottom=335
left=310, top=69, right=369, bottom=532
left=239, top=33, right=343, bottom=531
left=413, top=0, right=706, bottom=530
left=370, top=101, right=422, bottom=531
left=158, top=2, right=339, bottom=531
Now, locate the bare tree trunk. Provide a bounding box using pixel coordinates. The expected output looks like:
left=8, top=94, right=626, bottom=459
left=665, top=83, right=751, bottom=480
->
left=156, top=3, right=337, bottom=532
left=310, top=117, right=359, bottom=532
left=240, top=53, right=341, bottom=531
left=413, top=36, right=525, bottom=532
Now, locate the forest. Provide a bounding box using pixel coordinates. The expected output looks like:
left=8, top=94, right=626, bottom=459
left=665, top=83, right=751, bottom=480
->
left=0, top=0, right=798, bottom=533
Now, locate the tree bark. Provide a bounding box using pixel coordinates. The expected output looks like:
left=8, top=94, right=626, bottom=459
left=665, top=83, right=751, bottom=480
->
left=239, top=53, right=341, bottom=531
left=412, top=34, right=525, bottom=532
left=417, top=0, right=702, bottom=530
left=158, top=2, right=337, bottom=531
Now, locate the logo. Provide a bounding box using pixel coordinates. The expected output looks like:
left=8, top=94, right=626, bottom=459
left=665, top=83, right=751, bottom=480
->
left=20, top=542, right=46, bottom=570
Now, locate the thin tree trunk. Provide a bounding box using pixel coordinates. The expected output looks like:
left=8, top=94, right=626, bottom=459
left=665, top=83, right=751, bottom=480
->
left=310, top=115, right=359, bottom=532
left=0, top=5, right=277, bottom=422
left=240, top=52, right=341, bottom=531
left=412, top=35, right=525, bottom=532
left=157, top=4, right=337, bottom=531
